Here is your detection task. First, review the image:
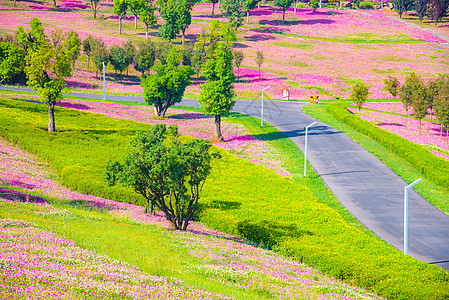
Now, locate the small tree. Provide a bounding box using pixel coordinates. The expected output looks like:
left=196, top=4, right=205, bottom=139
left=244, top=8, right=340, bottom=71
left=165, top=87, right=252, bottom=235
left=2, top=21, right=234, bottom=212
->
left=416, top=0, right=428, bottom=20
left=393, top=0, right=414, bottom=18
left=124, top=41, right=136, bottom=76
left=24, top=20, right=80, bottom=132
left=157, top=0, right=180, bottom=41
left=155, top=40, right=174, bottom=64
left=399, top=73, right=421, bottom=128
left=350, top=82, right=370, bottom=115
left=275, top=0, right=293, bottom=24
left=427, top=0, right=449, bottom=25
left=134, top=41, right=156, bottom=76
left=113, top=0, right=128, bottom=35
left=86, top=0, right=103, bottom=19
left=310, top=0, right=320, bottom=12
left=129, top=0, right=145, bottom=29
left=82, top=35, right=95, bottom=68
left=191, top=49, right=205, bottom=81
left=255, top=50, right=264, bottom=80
left=242, top=0, right=258, bottom=23
left=411, top=80, right=428, bottom=134
left=140, top=3, right=157, bottom=40
left=105, top=124, right=218, bottom=230
left=383, top=75, right=400, bottom=98
left=0, top=42, right=25, bottom=83
left=141, top=46, right=193, bottom=118
left=221, top=0, right=244, bottom=28
left=91, top=41, right=109, bottom=79
left=195, top=20, right=236, bottom=56
left=232, top=49, right=244, bottom=81
left=434, top=79, right=449, bottom=141
left=198, top=42, right=235, bottom=142
left=110, top=45, right=127, bottom=81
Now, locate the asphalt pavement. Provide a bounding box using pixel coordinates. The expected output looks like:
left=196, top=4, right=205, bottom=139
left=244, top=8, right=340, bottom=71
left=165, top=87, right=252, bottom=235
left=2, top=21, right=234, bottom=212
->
left=3, top=86, right=449, bottom=270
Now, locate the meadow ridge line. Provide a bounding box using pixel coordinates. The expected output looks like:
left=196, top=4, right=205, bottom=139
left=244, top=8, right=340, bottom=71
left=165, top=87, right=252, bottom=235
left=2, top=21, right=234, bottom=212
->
left=2, top=86, right=449, bottom=271
left=388, top=16, right=449, bottom=43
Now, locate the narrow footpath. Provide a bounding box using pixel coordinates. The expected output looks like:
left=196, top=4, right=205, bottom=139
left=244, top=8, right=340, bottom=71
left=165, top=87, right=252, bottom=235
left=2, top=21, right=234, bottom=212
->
left=2, top=86, right=449, bottom=271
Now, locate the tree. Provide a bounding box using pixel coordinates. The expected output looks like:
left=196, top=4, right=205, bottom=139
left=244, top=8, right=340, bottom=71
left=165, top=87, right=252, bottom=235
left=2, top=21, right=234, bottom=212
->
left=350, top=82, right=370, bottom=115
left=82, top=35, right=95, bottom=68
left=129, top=0, right=144, bottom=29
left=384, top=75, right=400, bottom=97
left=410, top=79, right=428, bottom=134
left=242, top=0, right=258, bottom=23
left=399, top=73, right=421, bottom=128
left=255, top=50, right=264, bottom=80
left=86, top=0, right=103, bottom=19
left=91, top=41, right=109, bottom=79
left=24, top=21, right=80, bottom=132
left=393, top=0, right=414, bottom=18
left=134, top=41, right=156, bottom=76
left=427, top=0, right=449, bottom=25
left=110, top=44, right=128, bottom=81
left=124, top=41, right=135, bottom=76
left=209, top=0, right=219, bottom=15
left=105, top=124, right=218, bottom=230
left=157, top=0, right=179, bottom=41
left=113, top=0, right=128, bottom=35
left=434, top=78, right=449, bottom=140
left=69, top=31, right=81, bottom=68
left=195, top=20, right=236, bottom=56
left=198, top=42, right=235, bottom=142
left=140, top=3, right=157, bottom=40
left=191, top=49, right=205, bottom=81
left=141, top=46, right=193, bottom=118
left=416, top=0, right=428, bottom=20
left=427, top=75, right=447, bottom=114
left=310, top=0, right=320, bottom=12
left=232, top=49, right=244, bottom=81
left=177, top=0, right=198, bottom=45
left=275, top=0, right=293, bottom=24
left=155, top=40, right=174, bottom=64
left=220, top=0, right=244, bottom=28
left=0, top=42, right=25, bottom=83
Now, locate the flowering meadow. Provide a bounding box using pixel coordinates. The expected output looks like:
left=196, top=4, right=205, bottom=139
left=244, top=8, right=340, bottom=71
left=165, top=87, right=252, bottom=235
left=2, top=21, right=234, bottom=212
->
left=349, top=103, right=449, bottom=160
left=0, top=136, right=382, bottom=299
left=1, top=2, right=448, bottom=100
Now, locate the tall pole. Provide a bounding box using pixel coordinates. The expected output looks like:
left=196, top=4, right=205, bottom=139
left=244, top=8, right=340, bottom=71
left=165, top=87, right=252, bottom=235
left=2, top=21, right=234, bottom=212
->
left=304, top=121, right=317, bottom=177
left=261, top=85, right=270, bottom=127
left=404, top=178, right=422, bottom=255
left=102, top=62, right=106, bottom=101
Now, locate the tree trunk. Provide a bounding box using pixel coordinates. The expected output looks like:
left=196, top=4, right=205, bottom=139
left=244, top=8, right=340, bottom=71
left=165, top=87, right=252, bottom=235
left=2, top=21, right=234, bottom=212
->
left=93, top=6, right=97, bottom=19
left=48, top=102, right=56, bottom=132
left=146, top=25, right=149, bottom=40
left=247, top=10, right=249, bottom=23
left=212, top=2, right=215, bottom=15
left=282, top=8, right=286, bottom=25
left=154, top=106, right=160, bottom=118
left=214, top=115, right=224, bottom=142
left=53, top=0, right=57, bottom=7
left=237, top=67, right=240, bottom=81
left=182, top=28, right=186, bottom=45
left=441, top=124, right=443, bottom=137
left=135, top=15, right=138, bottom=29
left=87, top=55, right=90, bottom=69
left=119, top=17, right=122, bottom=35
left=294, top=0, right=297, bottom=14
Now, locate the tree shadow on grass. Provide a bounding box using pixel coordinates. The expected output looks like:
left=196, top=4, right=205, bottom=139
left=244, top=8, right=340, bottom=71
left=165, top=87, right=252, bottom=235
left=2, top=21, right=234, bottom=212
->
left=66, top=199, right=121, bottom=212
left=0, top=187, right=47, bottom=204
left=167, top=113, right=211, bottom=120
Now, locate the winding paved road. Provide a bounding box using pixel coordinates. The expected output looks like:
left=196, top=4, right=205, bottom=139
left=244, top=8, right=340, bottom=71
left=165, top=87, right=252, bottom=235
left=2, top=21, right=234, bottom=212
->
left=2, top=86, right=449, bottom=270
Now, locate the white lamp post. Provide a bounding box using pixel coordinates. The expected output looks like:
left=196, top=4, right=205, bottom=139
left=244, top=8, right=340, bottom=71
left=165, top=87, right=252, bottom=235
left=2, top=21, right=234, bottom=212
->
left=102, top=62, right=106, bottom=101
left=404, top=178, right=422, bottom=255
left=304, top=121, right=317, bottom=177
left=261, top=85, right=270, bottom=127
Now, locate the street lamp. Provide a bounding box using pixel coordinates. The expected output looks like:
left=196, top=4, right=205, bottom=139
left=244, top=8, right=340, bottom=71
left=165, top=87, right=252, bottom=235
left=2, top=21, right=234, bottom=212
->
left=404, top=178, right=422, bottom=255
left=102, top=62, right=106, bottom=101
left=261, top=85, right=270, bottom=127
left=304, top=121, right=317, bottom=177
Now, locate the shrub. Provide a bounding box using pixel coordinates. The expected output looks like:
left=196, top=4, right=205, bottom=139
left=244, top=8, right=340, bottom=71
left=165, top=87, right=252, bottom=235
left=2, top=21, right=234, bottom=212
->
left=359, top=0, right=374, bottom=9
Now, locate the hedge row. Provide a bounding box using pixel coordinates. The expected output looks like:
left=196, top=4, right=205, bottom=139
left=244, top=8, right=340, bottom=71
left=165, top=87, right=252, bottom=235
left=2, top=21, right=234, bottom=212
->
left=326, top=101, right=449, bottom=187
left=1, top=96, right=449, bottom=299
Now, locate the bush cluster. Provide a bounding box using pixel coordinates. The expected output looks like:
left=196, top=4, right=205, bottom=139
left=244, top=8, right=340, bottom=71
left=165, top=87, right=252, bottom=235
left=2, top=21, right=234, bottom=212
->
left=326, top=101, right=449, bottom=187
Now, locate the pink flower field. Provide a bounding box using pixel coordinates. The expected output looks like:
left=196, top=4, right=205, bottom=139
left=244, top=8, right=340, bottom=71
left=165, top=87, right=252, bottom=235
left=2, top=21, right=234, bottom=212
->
left=1, top=2, right=448, bottom=100
left=349, top=103, right=449, bottom=160
left=0, top=137, right=382, bottom=299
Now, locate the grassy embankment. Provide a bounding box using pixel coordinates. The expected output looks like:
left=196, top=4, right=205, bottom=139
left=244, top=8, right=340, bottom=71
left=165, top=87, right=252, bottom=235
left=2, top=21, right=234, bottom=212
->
left=1, top=96, right=449, bottom=299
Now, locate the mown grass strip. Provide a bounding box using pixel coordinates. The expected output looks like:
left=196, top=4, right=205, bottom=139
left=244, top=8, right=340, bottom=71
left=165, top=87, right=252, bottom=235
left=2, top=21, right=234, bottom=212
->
left=1, top=96, right=448, bottom=299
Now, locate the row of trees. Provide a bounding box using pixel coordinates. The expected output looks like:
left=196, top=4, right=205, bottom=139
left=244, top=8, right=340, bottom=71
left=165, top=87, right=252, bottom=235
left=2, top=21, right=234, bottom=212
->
left=384, top=73, right=449, bottom=138
left=394, top=0, right=449, bottom=24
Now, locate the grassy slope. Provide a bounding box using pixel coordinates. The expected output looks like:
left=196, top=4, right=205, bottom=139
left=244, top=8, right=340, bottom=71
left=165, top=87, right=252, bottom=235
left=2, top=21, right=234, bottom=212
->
left=303, top=102, right=449, bottom=216
left=1, top=96, right=449, bottom=299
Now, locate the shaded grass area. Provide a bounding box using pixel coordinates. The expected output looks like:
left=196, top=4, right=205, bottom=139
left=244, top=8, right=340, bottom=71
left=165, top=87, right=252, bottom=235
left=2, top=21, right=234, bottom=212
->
left=303, top=102, right=449, bottom=215
left=1, top=96, right=449, bottom=299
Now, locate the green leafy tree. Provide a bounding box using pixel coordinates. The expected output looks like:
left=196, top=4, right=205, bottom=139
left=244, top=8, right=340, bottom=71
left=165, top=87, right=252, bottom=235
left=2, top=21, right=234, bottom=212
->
left=399, top=73, right=421, bottom=128
left=157, top=0, right=179, bottom=41
left=255, top=50, right=264, bottom=80
left=140, top=3, right=157, bottom=40
left=82, top=35, right=95, bottom=68
left=383, top=75, right=400, bottom=97
left=155, top=40, right=174, bottom=64
left=427, top=75, right=447, bottom=114
left=0, top=42, right=25, bottom=83
left=393, top=0, right=414, bottom=18
left=113, top=0, right=128, bottom=35
left=17, top=17, right=46, bottom=53
left=124, top=41, right=136, bottom=76
left=85, top=0, right=103, bottom=19
left=141, top=46, right=193, bottom=118
left=411, top=79, right=428, bottom=134
left=110, top=44, right=128, bottom=81
left=198, top=42, right=235, bottom=142
left=105, top=124, right=217, bottom=230
left=191, top=49, right=206, bottom=81
left=220, top=0, right=244, bottom=28
left=177, top=0, right=198, bottom=45
left=350, top=82, right=370, bottom=115
left=24, top=24, right=80, bottom=132
left=275, top=0, right=293, bottom=24
left=91, top=41, right=109, bottom=79
left=434, top=78, right=449, bottom=140
left=195, top=20, right=236, bottom=56
left=416, top=0, right=428, bottom=20
left=232, top=49, right=244, bottom=81
left=129, top=0, right=145, bottom=29
left=134, top=40, right=156, bottom=76
left=242, top=0, right=258, bottom=23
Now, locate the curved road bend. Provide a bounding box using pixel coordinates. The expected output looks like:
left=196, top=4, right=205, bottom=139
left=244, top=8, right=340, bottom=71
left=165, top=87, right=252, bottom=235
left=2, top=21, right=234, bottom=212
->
left=3, top=86, right=449, bottom=270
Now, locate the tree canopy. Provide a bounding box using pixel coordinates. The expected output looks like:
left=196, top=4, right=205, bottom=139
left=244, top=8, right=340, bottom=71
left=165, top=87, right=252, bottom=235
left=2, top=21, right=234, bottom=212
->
left=113, top=0, right=128, bottom=34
